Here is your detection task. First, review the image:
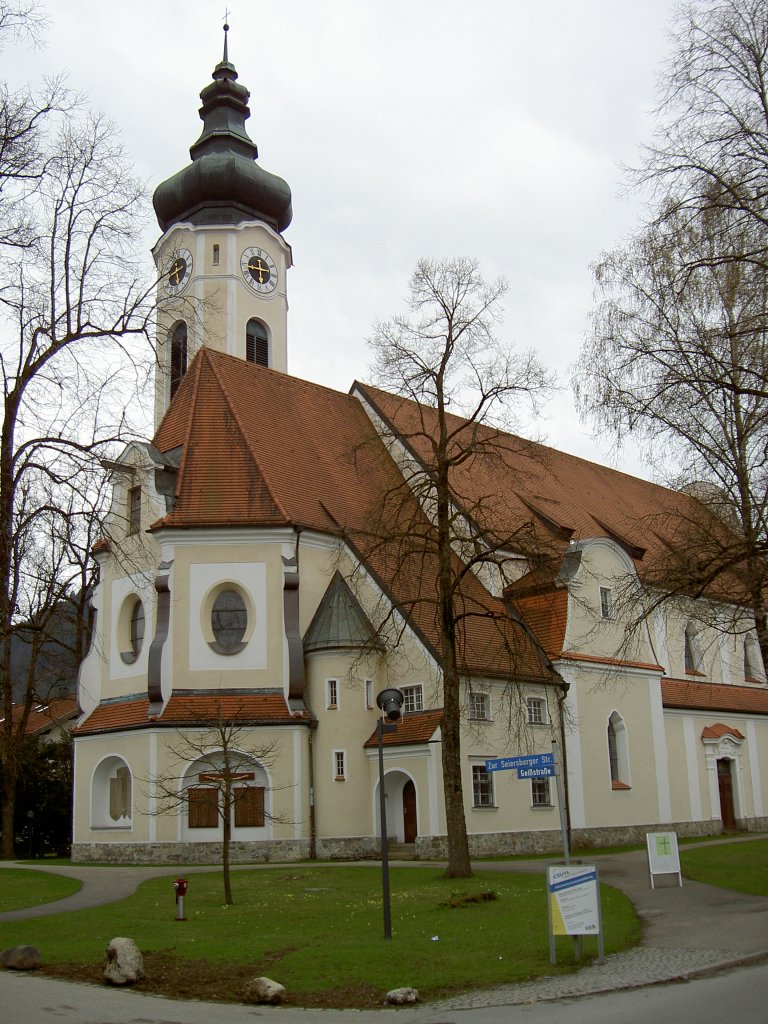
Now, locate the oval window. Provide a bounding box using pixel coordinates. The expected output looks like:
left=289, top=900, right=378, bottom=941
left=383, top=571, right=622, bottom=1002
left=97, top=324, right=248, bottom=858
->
left=211, top=588, right=247, bottom=653
left=130, top=599, right=145, bottom=657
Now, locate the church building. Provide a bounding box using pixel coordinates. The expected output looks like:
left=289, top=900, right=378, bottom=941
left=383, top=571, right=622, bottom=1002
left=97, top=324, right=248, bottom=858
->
left=70, top=36, right=768, bottom=863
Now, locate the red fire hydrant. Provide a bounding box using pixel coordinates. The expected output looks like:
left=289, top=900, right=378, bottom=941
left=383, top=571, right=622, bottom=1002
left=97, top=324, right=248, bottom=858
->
left=173, top=878, right=188, bottom=921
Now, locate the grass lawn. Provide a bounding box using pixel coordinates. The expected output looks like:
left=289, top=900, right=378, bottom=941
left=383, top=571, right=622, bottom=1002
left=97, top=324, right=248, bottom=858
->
left=0, top=865, right=640, bottom=1007
left=0, top=869, right=81, bottom=912
left=681, top=838, right=768, bottom=896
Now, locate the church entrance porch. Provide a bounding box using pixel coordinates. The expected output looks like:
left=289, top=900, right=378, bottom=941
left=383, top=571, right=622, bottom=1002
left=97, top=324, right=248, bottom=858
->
left=375, top=770, right=418, bottom=845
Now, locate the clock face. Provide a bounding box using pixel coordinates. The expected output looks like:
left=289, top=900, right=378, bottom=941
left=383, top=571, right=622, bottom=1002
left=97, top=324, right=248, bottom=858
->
left=164, top=249, right=193, bottom=295
left=241, top=247, right=278, bottom=294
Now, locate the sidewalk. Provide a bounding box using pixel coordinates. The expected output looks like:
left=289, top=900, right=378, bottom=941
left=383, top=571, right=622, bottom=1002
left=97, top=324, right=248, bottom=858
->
left=1, top=838, right=767, bottom=1008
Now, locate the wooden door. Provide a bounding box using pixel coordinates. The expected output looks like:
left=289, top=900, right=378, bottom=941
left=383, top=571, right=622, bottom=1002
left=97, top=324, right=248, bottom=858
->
left=403, top=780, right=417, bottom=843
left=717, top=759, right=736, bottom=830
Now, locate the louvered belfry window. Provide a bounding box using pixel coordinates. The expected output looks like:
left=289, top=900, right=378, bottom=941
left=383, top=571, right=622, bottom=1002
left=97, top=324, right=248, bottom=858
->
left=246, top=319, right=269, bottom=366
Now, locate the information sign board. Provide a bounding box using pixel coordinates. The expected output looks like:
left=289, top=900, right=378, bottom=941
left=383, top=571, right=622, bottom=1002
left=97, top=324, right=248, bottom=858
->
left=547, top=864, right=600, bottom=936
left=646, top=831, right=682, bottom=888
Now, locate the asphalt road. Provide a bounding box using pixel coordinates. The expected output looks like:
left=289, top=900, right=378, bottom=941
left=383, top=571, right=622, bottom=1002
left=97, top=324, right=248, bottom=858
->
left=2, top=960, right=768, bottom=1024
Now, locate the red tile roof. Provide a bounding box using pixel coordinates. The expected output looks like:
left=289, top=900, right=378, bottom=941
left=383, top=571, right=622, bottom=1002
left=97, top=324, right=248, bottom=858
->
left=74, top=692, right=309, bottom=736
left=1, top=697, right=79, bottom=736
left=559, top=651, right=664, bottom=672
left=354, top=384, right=748, bottom=603
left=364, top=709, right=443, bottom=748
left=149, top=350, right=554, bottom=684
left=701, top=723, right=745, bottom=740
left=73, top=697, right=150, bottom=733
left=161, top=693, right=311, bottom=724
left=143, top=352, right=753, bottom=687
left=510, top=588, right=569, bottom=659
left=661, top=678, right=768, bottom=715
left=153, top=350, right=381, bottom=533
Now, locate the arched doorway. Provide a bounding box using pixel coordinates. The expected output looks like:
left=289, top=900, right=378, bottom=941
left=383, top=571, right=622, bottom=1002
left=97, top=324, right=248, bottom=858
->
left=375, top=771, right=417, bottom=843
left=403, top=779, right=417, bottom=843
left=717, top=759, right=736, bottom=830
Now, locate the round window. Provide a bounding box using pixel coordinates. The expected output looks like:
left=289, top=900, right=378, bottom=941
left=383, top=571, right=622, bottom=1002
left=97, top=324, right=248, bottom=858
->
left=211, top=588, right=247, bottom=653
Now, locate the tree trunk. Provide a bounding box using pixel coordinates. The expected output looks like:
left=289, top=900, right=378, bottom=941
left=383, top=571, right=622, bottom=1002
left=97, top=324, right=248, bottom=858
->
left=1, top=763, right=16, bottom=858
left=436, top=440, right=472, bottom=878
left=0, top=394, right=19, bottom=858
left=222, top=789, right=233, bottom=905
left=441, top=662, right=472, bottom=877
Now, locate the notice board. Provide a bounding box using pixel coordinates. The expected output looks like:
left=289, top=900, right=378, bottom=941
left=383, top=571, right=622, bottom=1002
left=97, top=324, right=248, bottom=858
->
left=646, top=831, right=682, bottom=888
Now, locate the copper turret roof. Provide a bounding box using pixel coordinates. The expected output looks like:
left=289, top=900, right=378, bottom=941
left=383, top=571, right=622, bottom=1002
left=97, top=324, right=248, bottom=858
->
left=153, top=25, right=292, bottom=232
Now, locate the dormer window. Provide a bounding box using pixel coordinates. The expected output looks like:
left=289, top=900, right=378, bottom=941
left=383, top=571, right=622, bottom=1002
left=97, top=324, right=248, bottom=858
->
left=246, top=319, right=269, bottom=367
left=599, top=586, right=613, bottom=619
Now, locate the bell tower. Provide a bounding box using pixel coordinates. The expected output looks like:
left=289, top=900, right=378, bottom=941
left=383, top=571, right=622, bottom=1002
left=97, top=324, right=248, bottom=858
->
left=151, top=23, right=293, bottom=428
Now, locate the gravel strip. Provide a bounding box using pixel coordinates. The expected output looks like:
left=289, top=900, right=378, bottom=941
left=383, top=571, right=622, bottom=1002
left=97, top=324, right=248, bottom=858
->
left=431, top=948, right=753, bottom=1008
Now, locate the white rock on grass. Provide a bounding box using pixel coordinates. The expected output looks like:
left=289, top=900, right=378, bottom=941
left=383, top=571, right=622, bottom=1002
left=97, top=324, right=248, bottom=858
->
left=103, top=937, right=145, bottom=986
left=244, top=976, right=287, bottom=1005
left=385, top=986, right=420, bottom=1005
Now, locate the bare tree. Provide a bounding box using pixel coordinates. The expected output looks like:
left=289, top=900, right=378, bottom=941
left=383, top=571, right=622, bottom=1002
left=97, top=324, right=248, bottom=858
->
left=638, top=0, right=768, bottom=267
left=148, top=703, right=286, bottom=905
left=575, top=0, right=768, bottom=665
left=0, top=3, right=64, bottom=251
left=363, top=257, right=555, bottom=878
left=0, top=11, right=154, bottom=856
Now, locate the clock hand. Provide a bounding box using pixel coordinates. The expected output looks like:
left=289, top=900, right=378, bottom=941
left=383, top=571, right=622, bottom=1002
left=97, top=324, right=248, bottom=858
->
left=248, top=258, right=269, bottom=283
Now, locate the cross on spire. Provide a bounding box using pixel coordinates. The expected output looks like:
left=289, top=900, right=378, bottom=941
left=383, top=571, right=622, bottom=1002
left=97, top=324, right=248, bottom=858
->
left=222, top=10, right=231, bottom=63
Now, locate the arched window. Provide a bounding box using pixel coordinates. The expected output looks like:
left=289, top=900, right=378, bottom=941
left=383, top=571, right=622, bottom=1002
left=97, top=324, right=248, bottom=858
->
left=181, top=753, right=269, bottom=840
left=744, top=636, right=761, bottom=680
left=684, top=622, right=700, bottom=674
left=91, top=756, right=133, bottom=827
left=170, top=321, right=188, bottom=398
left=607, top=711, right=630, bottom=788
left=119, top=594, right=146, bottom=665
left=246, top=319, right=269, bottom=367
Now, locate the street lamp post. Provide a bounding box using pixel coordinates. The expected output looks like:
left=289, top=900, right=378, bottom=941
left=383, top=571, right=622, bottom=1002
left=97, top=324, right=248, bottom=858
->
left=376, top=688, right=404, bottom=940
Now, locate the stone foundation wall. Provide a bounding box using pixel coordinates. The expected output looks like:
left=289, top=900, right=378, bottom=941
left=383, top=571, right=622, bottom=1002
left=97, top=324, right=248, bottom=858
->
left=73, top=816, right=759, bottom=865
left=71, top=839, right=309, bottom=865
left=416, top=830, right=564, bottom=860
left=315, top=836, right=381, bottom=860
left=569, top=819, right=723, bottom=849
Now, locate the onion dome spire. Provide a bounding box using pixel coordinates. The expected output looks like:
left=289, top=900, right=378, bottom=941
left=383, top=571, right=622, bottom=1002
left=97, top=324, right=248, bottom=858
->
left=153, top=23, right=292, bottom=233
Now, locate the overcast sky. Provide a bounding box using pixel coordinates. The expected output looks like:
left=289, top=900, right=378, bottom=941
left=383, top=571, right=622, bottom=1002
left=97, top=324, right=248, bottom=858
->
left=6, top=0, right=679, bottom=477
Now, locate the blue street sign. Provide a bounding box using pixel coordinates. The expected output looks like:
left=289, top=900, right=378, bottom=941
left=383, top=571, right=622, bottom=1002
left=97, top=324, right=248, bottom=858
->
left=518, top=765, right=556, bottom=779
left=485, top=753, right=554, bottom=772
